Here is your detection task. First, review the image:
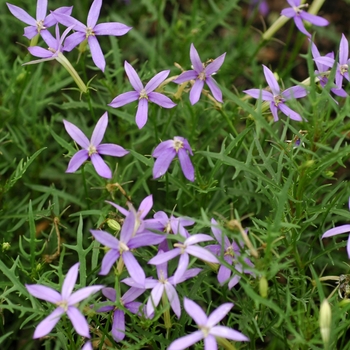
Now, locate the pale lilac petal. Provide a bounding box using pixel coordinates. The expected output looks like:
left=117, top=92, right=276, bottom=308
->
left=135, top=98, right=149, bottom=129
left=168, top=330, right=203, bottom=350
left=165, top=283, right=181, bottom=318
left=283, top=86, right=308, bottom=99
left=205, top=52, right=226, bottom=75
left=218, top=264, right=232, bottom=284
left=145, top=70, right=170, bottom=93
left=211, top=218, right=223, bottom=243
left=124, top=61, right=143, bottom=92
left=129, top=233, right=166, bottom=248
left=205, top=76, right=223, bottom=102
left=69, top=285, right=104, bottom=305
left=322, top=224, right=350, bottom=238
left=90, top=153, right=112, bottom=179
left=94, top=22, right=132, bottom=36
left=138, top=195, right=153, bottom=219
left=24, top=26, right=39, bottom=39
left=66, top=150, right=89, bottom=173
left=281, top=8, right=296, bottom=18
left=228, top=274, right=241, bottom=289
left=152, top=140, right=174, bottom=157
left=173, top=253, right=189, bottom=284
left=173, top=70, right=198, bottom=84
left=90, top=229, right=120, bottom=248
left=153, top=149, right=176, bottom=179
left=186, top=246, right=219, bottom=263
left=185, top=234, right=214, bottom=245
left=61, top=262, right=79, bottom=300
left=82, top=341, right=92, bottom=350
left=269, top=103, right=279, bottom=122
left=301, top=12, right=329, bottom=27
left=288, top=0, right=300, bottom=6
left=102, top=287, right=116, bottom=301
left=112, top=309, right=125, bottom=341
left=40, top=29, right=58, bottom=50
left=244, top=88, right=274, bottom=101
left=279, top=104, right=303, bottom=121
left=27, top=46, right=53, bottom=59
left=106, top=201, right=129, bottom=217
left=339, top=34, right=349, bottom=65
left=178, top=149, right=194, bottom=181
left=90, top=112, right=108, bottom=146
left=53, top=13, right=86, bottom=32
left=206, top=244, right=221, bottom=255
left=100, top=249, right=120, bottom=275
left=121, top=277, right=156, bottom=289
left=36, top=0, right=47, bottom=21
left=148, top=92, right=176, bottom=108
left=33, top=307, right=64, bottom=338
left=45, top=7, right=73, bottom=28
left=122, top=287, right=146, bottom=304
left=263, top=65, right=280, bottom=96
left=147, top=283, right=164, bottom=317
left=123, top=251, right=146, bottom=287
left=184, top=297, right=207, bottom=324
left=294, top=16, right=310, bottom=37
left=190, top=43, right=203, bottom=73
left=25, top=284, right=61, bottom=303
left=148, top=248, right=181, bottom=265
left=120, top=208, right=136, bottom=243
left=97, top=144, right=129, bottom=157
left=170, top=268, right=202, bottom=284
left=207, top=303, right=233, bottom=327
left=88, top=36, right=105, bottom=72
left=63, top=120, right=90, bottom=148
left=347, top=237, right=350, bottom=259
left=87, top=0, right=102, bottom=28
left=190, top=79, right=204, bottom=105
left=204, top=335, right=217, bottom=350
left=210, top=326, right=249, bottom=341
left=7, top=4, right=35, bottom=26
left=314, top=56, right=335, bottom=69
left=67, top=306, right=90, bottom=337
left=125, top=301, right=143, bottom=314
left=63, top=32, right=86, bottom=52
left=109, top=91, right=139, bottom=108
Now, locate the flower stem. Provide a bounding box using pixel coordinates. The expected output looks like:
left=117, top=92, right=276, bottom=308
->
left=162, top=292, right=172, bottom=333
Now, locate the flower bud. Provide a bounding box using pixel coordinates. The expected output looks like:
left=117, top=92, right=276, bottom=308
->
left=259, top=276, right=268, bottom=298
left=319, top=299, right=331, bottom=345
left=2, top=242, right=11, bottom=251
left=106, top=219, right=121, bottom=233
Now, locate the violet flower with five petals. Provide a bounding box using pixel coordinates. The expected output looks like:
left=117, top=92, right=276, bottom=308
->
left=281, top=0, right=328, bottom=37
left=152, top=136, right=194, bottom=182
left=168, top=297, right=249, bottom=349
left=109, top=61, right=176, bottom=129
left=322, top=197, right=350, bottom=259
left=63, top=112, right=128, bottom=179
left=244, top=65, right=307, bottom=122
left=148, top=234, right=218, bottom=284
left=173, top=43, right=226, bottom=105
left=25, top=262, right=103, bottom=339
left=53, top=0, right=131, bottom=71
left=6, top=0, right=72, bottom=39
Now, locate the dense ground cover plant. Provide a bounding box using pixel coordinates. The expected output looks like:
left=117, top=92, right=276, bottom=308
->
left=2, top=0, right=350, bottom=349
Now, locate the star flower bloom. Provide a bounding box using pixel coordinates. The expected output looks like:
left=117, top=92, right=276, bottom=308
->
left=108, top=61, right=176, bottom=129
left=95, top=287, right=146, bottom=342
left=281, top=0, right=329, bottom=37
left=53, top=0, right=131, bottom=71
left=25, top=262, right=103, bottom=339
left=148, top=234, right=218, bottom=284
left=90, top=207, right=164, bottom=286
left=206, top=219, right=255, bottom=289
left=123, top=250, right=202, bottom=318
left=314, top=34, right=350, bottom=90
left=322, top=197, right=350, bottom=259
left=63, top=112, right=128, bottom=179
left=173, top=43, right=226, bottom=105
left=244, top=65, right=308, bottom=122
left=310, top=40, right=347, bottom=98
left=152, top=136, right=194, bottom=182
left=168, top=298, right=249, bottom=349
left=6, top=1, right=72, bottom=39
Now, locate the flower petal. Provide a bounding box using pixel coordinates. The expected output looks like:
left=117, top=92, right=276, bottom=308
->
left=94, top=22, right=132, bottom=36
left=25, top=284, right=61, bottom=303
left=124, top=61, right=143, bottom=92
left=218, top=264, right=232, bottom=285
left=339, top=34, right=349, bottom=65
left=69, top=285, right=104, bottom=305
left=33, top=307, right=64, bottom=338
left=184, top=297, right=207, bottom=324
left=228, top=274, right=241, bottom=289
left=100, top=249, right=120, bottom=275
left=129, top=233, right=166, bottom=248
left=145, top=70, right=170, bottom=93
left=210, top=325, right=249, bottom=341
left=173, top=253, right=189, bottom=284
left=61, top=262, right=79, bottom=300
left=278, top=103, right=303, bottom=121
left=322, top=224, right=350, bottom=238
left=135, top=98, right=149, bottom=129
left=120, top=208, right=136, bottom=243
left=87, top=0, right=102, bottom=28
left=63, top=32, right=86, bottom=52
left=147, top=283, right=164, bottom=317
left=205, top=76, right=223, bottom=102
left=7, top=4, right=35, bottom=26
left=283, top=86, right=308, bottom=99
left=189, top=79, right=204, bottom=105
left=66, top=150, right=89, bottom=173
left=294, top=15, right=310, bottom=37
left=63, top=120, right=90, bottom=148
left=269, top=102, right=279, bottom=122
left=244, top=89, right=274, bottom=101
left=148, top=92, right=176, bottom=108
left=205, top=52, right=226, bottom=75
left=97, top=143, right=129, bottom=157
left=301, top=12, right=329, bottom=27
left=90, top=153, right=112, bottom=178
left=152, top=140, right=175, bottom=157
left=36, top=0, right=48, bottom=21
left=112, top=309, right=125, bottom=341
left=207, top=303, right=233, bottom=327
left=67, top=306, right=90, bottom=337
left=173, top=70, right=198, bottom=84
left=91, top=112, right=108, bottom=146
left=190, top=43, right=204, bottom=73
left=262, top=65, right=280, bottom=96
left=281, top=8, right=296, bottom=18
left=185, top=234, right=214, bottom=245
left=178, top=149, right=194, bottom=181
left=91, top=229, right=120, bottom=248
left=109, top=91, right=139, bottom=108
left=148, top=248, right=181, bottom=265
left=168, top=330, right=203, bottom=350
left=122, top=286, right=146, bottom=304
left=88, top=36, right=105, bottom=72
left=204, top=335, right=218, bottom=350
left=165, top=283, right=181, bottom=318
left=186, top=246, right=219, bottom=263
left=152, top=148, right=176, bottom=179
left=102, top=287, right=116, bottom=301
left=123, top=251, right=146, bottom=287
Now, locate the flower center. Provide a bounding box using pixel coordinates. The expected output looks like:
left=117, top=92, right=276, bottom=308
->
left=88, top=144, right=97, bottom=156
left=173, top=242, right=186, bottom=253
left=36, top=20, right=46, bottom=32
left=225, top=245, right=234, bottom=257
left=159, top=270, right=167, bottom=284
left=119, top=241, right=129, bottom=253
left=340, top=64, right=348, bottom=75
left=199, top=325, right=210, bottom=337
left=86, top=26, right=95, bottom=38
left=56, top=299, right=69, bottom=311
left=173, top=139, right=184, bottom=153
left=293, top=4, right=308, bottom=15
left=273, top=94, right=284, bottom=107
left=139, top=88, right=148, bottom=100
left=198, top=71, right=206, bottom=81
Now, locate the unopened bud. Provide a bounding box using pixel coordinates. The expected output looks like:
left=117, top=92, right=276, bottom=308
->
left=2, top=242, right=11, bottom=251
left=106, top=219, right=121, bottom=232
left=319, top=299, right=331, bottom=345
left=259, top=276, right=268, bottom=298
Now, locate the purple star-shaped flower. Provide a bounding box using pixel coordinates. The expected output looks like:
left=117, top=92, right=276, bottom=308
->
left=95, top=287, right=146, bottom=342
left=281, top=0, right=329, bottom=37
left=6, top=1, right=72, bottom=39
left=168, top=298, right=249, bottom=349
left=322, top=197, right=350, bottom=258
left=206, top=219, right=254, bottom=289
left=91, top=206, right=164, bottom=286
left=244, top=65, right=308, bottom=122
left=25, top=262, right=103, bottom=339
left=123, top=250, right=202, bottom=318
left=148, top=233, right=218, bottom=284
left=53, top=0, right=131, bottom=71
left=152, top=136, right=195, bottom=182
left=314, top=34, right=350, bottom=90
left=63, top=112, right=128, bottom=179
left=173, top=43, right=226, bottom=105
left=310, top=40, right=347, bottom=98
left=108, top=61, right=176, bottom=129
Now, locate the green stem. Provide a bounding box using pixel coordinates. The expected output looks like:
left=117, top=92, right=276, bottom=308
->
left=81, top=165, right=90, bottom=209
left=162, top=292, right=171, bottom=336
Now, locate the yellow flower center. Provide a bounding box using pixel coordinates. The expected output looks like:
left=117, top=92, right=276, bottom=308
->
left=174, top=242, right=186, bottom=254
left=173, top=139, right=184, bottom=153
left=56, top=299, right=69, bottom=311
left=86, top=26, right=95, bottom=38
left=139, top=88, right=148, bottom=100
left=36, top=20, right=46, bottom=32
left=340, top=64, right=348, bottom=75
left=88, top=144, right=97, bottom=156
